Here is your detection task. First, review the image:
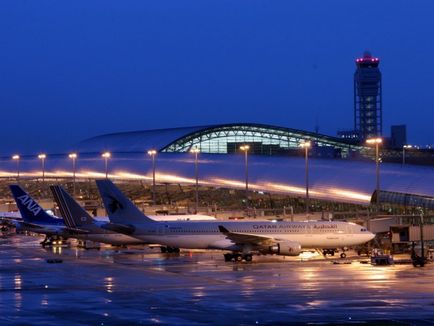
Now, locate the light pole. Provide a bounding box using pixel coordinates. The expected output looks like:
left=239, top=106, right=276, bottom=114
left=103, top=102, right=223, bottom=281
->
left=239, top=145, right=250, bottom=208
left=190, top=147, right=200, bottom=214
left=300, top=141, right=311, bottom=214
left=366, top=137, right=383, bottom=209
left=147, top=149, right=157, bottom=206
left=12, top=155, right=20, bottom=181
left=69, top=153, right=77, bottom=197
left=420, top=208, right=425, bottom=267
left=402, top=145, right=412, bottom=165
left=101, top=152, right=111, bottom=179
left=38, top=154, right=46, bottom=183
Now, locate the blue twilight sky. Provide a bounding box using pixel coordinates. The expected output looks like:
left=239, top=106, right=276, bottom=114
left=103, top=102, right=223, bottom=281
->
left=0, top=0, right=434, bottom=155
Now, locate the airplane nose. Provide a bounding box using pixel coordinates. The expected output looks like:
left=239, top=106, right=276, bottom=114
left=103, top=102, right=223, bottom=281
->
left=368, top=232, right=376, bottom=241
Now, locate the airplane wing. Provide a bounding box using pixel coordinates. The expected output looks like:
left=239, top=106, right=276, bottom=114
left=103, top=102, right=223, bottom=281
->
left=65, top=227, right=90, bottom=234
left=218, top=225, right=276, bottom=246
left=16, top=221, right=46, bottom=229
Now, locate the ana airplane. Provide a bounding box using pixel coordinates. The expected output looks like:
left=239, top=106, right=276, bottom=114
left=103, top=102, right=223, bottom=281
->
left=96, top=179, right=376, bottom=261
left=49, top=185, right=147, bottom=246
left=8, top=185, right=81, bottom=246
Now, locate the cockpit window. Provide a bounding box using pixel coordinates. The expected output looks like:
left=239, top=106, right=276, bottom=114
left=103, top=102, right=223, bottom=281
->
left=360, top=228, right=367, bottom=232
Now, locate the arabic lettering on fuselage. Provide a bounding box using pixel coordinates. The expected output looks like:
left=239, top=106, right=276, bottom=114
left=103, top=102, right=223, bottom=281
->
left=252, top=224, right=338, bottom=230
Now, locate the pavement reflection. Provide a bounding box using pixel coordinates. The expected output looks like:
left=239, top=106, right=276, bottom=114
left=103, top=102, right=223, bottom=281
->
left=1, top=235, right=434, bottom=325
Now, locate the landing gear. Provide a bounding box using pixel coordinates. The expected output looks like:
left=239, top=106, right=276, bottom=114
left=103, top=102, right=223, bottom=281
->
left=224, top=253, right=232, bottom=262
left=223, top=253, right=253, bottom=262
left=160, top=246, right=180, bottom=254
left=340, top=247, right=348, bottom=259
left=40, top=236, right=50, bottom=247
left=322, top=249, right=336, bottom=257
left=41, top=236, right=63, bottom=247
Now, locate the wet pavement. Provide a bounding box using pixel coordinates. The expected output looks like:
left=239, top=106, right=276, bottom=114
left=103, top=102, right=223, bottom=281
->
left=1, top=235, right=434, bottom=325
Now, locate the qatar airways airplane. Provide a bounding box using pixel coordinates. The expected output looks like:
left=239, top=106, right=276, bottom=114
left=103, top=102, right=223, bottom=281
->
left=96, top=179, right=375, bottom=262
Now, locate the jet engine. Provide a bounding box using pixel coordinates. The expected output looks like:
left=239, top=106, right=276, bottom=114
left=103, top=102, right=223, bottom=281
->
left=268, top=241, right=301, bottom=256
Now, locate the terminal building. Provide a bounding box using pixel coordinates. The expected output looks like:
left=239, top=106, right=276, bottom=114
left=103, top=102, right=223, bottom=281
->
left=77, top=123, right=361, bottom=158
left=1, top=123, right=434, bottom=209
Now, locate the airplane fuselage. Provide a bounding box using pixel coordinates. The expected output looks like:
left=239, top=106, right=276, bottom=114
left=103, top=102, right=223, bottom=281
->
left=128, top=220, right=374, bottom=251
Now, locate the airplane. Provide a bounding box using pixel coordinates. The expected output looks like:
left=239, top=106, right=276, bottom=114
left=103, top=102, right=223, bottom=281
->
left=49, top=185, right=148, bottom=246
left=95, top=179, right=376, bottom=262
left=8, top=184, right=82, bottom=246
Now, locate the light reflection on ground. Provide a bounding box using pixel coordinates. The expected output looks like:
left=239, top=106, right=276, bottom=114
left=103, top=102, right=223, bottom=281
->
left=1, top=235, right=434, bottom=325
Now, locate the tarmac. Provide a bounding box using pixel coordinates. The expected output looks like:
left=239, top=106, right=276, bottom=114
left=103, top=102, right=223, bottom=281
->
left=1, top=234, right=434, bottom=325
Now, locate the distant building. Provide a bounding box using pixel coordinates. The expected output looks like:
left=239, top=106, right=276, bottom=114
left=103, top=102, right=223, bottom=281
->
left=354, top=51, right=382, bottom=141
left=390, top=125, right=407, bottom=148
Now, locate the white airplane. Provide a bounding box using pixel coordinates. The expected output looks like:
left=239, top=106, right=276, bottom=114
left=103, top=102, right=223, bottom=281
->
left=96, top=180, right=375, bottom=261
left=49, top=185, right=148, bottom=246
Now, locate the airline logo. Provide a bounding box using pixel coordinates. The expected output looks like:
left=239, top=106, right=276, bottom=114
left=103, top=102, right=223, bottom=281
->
left=108, top=196, right=124, bottom=213
left=17, top=195, right=41, bottom=216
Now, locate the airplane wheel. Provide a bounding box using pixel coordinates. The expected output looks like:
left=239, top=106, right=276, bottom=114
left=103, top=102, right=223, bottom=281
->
left=244, top=254, right=253, bottom=262
left=340, top=253, right=346, bottom=259
left=331, top=251, right=335, bottom=256
left=173, top=248, right=180, bottom=253
left=160, top=247, right=167, bottom=253
left=236, top=255, right=243, bottom=262
left=224, top=253, right=232, bottom=262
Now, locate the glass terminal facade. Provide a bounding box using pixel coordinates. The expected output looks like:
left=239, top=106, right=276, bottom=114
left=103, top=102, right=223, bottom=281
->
left=162, top=124, right=361, bottom=158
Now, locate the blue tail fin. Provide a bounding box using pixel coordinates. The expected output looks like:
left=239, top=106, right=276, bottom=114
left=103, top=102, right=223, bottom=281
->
left=95, top=179, right=154, bottom=224
left=9, top=185, right=63, bottom=225
left=49, top=185, right=95, bottom=228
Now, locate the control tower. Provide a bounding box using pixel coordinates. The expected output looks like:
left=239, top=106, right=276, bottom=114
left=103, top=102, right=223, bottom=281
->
left=354, top=51, right=382, bottom=141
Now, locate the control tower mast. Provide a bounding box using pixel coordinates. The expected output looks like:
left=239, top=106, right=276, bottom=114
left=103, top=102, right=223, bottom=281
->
left=354, top=51, right=382, bottom=141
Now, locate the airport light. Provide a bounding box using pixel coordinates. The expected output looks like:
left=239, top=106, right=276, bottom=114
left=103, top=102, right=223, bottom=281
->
left=38, top=154, right=46, bottom=182
left=419, top=208, right=425, bottom=267
left=190, top=147, right=200, bottom=214
left=366, top=137, right=383, bottom=209
left=239, top=145, right=250, bottom=208
left=69, top=153, right=78, bottom=197
left=300, top=141, right=311, bottom=214
left=402, top=145, right=412, bottom=166
left=101, top=152, right=111, bottom=179
left=147, top=149, right=157, bottom=206
left=12, top=155, right=20, bottom=181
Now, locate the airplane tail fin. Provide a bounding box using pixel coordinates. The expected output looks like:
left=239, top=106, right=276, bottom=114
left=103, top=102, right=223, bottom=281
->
left=9, top=185, right=62, bottom=225
left=49, top=185, right=95, bottom=228
left=95, top=179, right=154, bottom=224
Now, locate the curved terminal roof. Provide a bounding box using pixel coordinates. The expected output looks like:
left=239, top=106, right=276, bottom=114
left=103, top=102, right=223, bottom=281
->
left=76, top=125, right=209, bottom=153
left=77, top=123, right=360, bottom=157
